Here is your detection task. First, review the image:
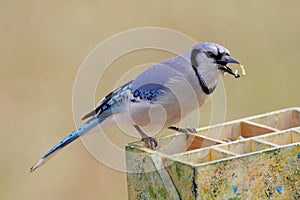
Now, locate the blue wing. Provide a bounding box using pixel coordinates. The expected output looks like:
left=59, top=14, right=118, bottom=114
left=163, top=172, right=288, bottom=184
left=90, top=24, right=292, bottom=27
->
left=83, top=59, right=181, bottom=120
left=131, top=83, right=169, bottom=102
left=82, top=81, right=168, bottom=120
left=82, top=81, right=133, bottom=120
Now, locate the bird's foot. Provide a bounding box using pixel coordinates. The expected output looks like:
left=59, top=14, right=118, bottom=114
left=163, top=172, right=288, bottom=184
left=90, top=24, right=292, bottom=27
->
left=142, top=137, right=158, bottom=150
left=168, top=126, right=197, bottom=139
left=134, top=124, right=158, bottom=150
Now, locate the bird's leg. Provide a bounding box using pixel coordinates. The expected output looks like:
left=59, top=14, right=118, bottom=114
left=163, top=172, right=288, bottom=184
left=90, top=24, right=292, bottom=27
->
left=168, top=126, right=197, bottom=139
left=133, top=125, right=158, bottom=150
left=168, top=125, right=197, bottom=133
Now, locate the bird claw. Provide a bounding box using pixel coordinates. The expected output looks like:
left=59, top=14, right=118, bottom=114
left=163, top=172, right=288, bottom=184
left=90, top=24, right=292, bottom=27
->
left=181, top=127, right=197, bottom=134
left=142, top=137, right=158, bottom=150
left=168, top=126, right=197, bottom=139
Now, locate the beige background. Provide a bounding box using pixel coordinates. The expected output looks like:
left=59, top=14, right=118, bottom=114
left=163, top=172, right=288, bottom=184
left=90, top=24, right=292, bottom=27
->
left=1, top=1, right=300, bottom=200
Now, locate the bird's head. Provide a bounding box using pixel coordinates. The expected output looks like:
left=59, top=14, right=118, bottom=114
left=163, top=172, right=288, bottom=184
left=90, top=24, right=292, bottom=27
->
left=191, top=42, right=241, bottom=78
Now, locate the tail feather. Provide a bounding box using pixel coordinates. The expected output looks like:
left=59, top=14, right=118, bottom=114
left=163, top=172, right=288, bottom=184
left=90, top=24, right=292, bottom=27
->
left=30, top=117, right=105, bottom=172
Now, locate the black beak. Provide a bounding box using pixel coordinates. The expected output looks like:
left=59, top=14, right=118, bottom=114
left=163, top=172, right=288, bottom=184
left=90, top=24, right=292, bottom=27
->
left=217, top=56, right=241, bottom=78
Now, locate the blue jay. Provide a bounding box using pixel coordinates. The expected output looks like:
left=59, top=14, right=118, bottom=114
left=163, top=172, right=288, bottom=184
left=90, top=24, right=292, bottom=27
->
left=30, top=42, right=241, bottom=172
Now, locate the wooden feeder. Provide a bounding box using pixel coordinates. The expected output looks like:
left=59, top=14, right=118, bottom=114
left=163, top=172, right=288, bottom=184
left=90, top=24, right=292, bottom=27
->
left=126, top=107, right=300, bottom=199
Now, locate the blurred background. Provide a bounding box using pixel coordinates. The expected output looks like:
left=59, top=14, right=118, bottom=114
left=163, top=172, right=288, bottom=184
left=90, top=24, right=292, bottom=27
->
left=1, top=1, right=300, bottom=199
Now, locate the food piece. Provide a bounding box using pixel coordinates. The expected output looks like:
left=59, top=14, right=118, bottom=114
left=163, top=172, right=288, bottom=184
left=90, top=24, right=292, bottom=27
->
left=240, top=65, right=246, bottom=76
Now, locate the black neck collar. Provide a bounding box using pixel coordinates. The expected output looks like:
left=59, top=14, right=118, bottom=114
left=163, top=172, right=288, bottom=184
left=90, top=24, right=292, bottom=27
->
left=190, top=49, right=216, bottom=95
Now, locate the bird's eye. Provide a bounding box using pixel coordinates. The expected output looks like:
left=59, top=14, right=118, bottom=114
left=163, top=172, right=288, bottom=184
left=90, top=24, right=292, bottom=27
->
left=207, top=51, right=215, bottom=58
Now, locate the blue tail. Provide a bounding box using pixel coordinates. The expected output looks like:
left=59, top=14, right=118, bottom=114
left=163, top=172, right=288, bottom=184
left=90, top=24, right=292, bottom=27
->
left=30, top=117, right=106, bottom=172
